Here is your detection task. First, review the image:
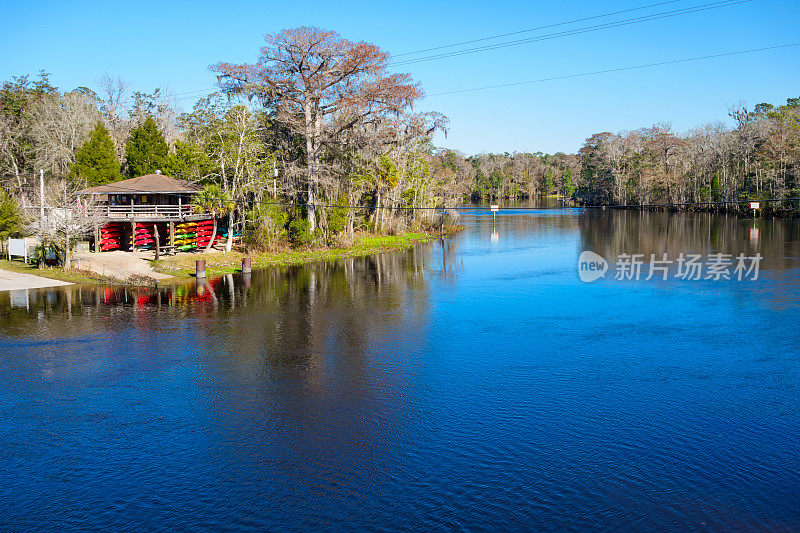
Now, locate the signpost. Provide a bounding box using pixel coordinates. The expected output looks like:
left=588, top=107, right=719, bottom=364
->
left=490, top=204, right=499, bottom=223
left=750, top=201, right=760, bottom=218
left=7, top=238, right=28, bottom=263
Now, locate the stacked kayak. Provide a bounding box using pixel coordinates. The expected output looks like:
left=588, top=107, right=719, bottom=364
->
left=100, top=223, right=123, bottom=251
left=133, top=222, right=169, bottom=250
left=174, top=221, right=197, bottom=251
left=134, top=222, right=155, bottom=250
left=195, top=219, right=219, bottom=248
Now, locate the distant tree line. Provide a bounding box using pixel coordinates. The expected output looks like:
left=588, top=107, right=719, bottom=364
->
left=575, top=99, right=800, bottom=212
left=439, top=97, right=800, bottom=215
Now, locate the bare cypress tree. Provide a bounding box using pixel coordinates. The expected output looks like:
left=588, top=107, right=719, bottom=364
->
left=212, top=26, right=422, bottom=232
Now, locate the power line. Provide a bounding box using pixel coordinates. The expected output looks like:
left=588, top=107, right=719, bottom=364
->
left=58, top=194, right=800, bottom=214
left=243, top=197, right=800, bottom=211
left=392, top=0, right=686, bottom=58
left=166, top=0, right=752, bottom=105
left=174, top=40, right=794, bottom=107
left=425, top=42, right=800, bottom=97
left=393, top=0, right=754, bottom=67
left=173, top=88, right=218, bottom=97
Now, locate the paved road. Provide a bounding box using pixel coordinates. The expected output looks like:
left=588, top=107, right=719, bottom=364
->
left=0, top=268, right=72, bottom=292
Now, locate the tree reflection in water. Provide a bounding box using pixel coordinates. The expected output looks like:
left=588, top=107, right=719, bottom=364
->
left=578, top=209, right=800, bottom=276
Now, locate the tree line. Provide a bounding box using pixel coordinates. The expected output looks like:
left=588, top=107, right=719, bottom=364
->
left=575, top=100, right=800, bottom=212
left=436, top=98, right=800, bottom=215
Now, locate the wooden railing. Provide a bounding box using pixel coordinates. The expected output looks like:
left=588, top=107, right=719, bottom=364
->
left=88, top=204, right=196, bottom=219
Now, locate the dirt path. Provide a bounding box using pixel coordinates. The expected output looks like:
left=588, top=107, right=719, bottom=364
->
left=0, top=268, right=73, bottom=291
left=72, top=251, right=174, bottom=282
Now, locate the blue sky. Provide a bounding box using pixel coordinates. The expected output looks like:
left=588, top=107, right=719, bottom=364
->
left=1, top=0, right=798, bottom=154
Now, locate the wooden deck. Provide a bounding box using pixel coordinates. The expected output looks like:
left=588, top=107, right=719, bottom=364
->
left=88, top=204, right=210, bottom=222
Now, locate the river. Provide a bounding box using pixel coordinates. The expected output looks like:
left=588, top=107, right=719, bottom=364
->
left=1, top=206, right=799, bottom=530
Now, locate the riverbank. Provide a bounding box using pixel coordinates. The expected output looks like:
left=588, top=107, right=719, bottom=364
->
left=573, top=201, right=800, bottom=218
left=152, top=231, right=445, bottom=278
left=0, top=259, right=112, bottom=285
left=0, top=267, right=75, bottom=292
left=0, top=230, right=457, bottom=288
left=0, top=255, right=164, bottom=287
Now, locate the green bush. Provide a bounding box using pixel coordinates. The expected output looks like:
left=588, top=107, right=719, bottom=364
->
left=326, top=197, right=349, bottom=235
left=244, top=204, right=289, bottom=250
left=288, top=210, right=313, bottom=245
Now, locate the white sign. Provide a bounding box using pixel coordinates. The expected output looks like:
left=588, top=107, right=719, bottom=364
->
left=490, top=205, right=499, bottom=212
left=7, top=238, right=28, bottom=262
left=749, top=202, right=760, bottom=209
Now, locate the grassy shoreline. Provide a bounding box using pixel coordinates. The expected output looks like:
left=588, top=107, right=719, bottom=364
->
left=1, top=230, right=458, bottom=285
left=151, top=231, right=447, bottom=279
left=0, top=259, right=117, bottom=285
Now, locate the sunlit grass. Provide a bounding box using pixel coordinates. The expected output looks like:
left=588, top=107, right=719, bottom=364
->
left=0, top=259, right=112, bottom=284
left=151, top=231, right=444, bottom=278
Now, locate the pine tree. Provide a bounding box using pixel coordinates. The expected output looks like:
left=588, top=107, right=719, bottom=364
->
left=69, top=122, right=121, bottom=185
left=125, top=116, right=168, bottom=178
left=163, top=140, right=213, bottom=180
left=0, top=188, right=25, bottom=255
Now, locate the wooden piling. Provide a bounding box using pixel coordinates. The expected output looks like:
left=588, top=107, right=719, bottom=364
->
left=154, top=224, right=161, bottom=260
left=131, top=221, right=136, bottom=252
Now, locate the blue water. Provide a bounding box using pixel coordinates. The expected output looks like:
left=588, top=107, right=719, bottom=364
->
left=1, top=208, right=799, bottom=531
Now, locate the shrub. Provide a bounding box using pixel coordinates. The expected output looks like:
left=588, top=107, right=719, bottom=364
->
left=244, top=204, right=289, bottom=250
left=288, top=210, right=313, bottom=245
left=324, top=194, right=350, bottom=241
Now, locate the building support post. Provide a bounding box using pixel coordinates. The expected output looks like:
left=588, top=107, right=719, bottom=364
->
left=154, top=223, right=161, bottom=260
left=131, top=221, right=136, bottom=252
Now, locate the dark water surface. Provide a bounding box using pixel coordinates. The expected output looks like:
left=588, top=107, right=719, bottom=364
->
left=2, top=208, right=800, bottom=531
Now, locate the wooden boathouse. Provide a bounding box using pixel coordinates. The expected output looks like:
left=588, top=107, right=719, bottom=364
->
left=78, top=172, right=215, bottom=255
